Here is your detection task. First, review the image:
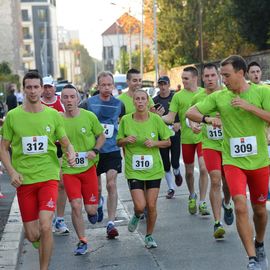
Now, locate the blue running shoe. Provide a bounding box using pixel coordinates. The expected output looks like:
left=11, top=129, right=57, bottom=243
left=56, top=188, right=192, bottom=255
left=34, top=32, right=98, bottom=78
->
left=87, top=213, right=98, bottom=224
left=97, top=196, right=104, bottom=222
left=74, top=241, right=88, bottom=256
left=55, top=218, right=70, bottom=235
left=222, top=199, right=234, bottom=226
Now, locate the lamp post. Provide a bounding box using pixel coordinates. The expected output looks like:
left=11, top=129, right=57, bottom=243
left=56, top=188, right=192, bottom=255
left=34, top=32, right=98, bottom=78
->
left=140, top=0, right=144, bottom=76
left=153, top=0, right=159, bottom=84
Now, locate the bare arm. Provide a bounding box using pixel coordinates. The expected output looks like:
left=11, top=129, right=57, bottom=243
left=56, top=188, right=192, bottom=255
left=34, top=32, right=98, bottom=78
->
left=144, top=138, right=171, bottom=148
left=117, top=135, right=137, bottom=147
left=59, top=136, right=76, bottom=167
left=231, top=97, right=270, bottom=123
left=162, top=111, right=177, bottom=124
left=87, top=133, right=106, bottom=160
left=0, top=139, right=23, bottom=188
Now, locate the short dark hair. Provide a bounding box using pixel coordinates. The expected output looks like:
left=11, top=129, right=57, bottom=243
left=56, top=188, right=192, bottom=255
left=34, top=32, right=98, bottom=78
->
left=221, top=55, right=247, bottom=74
left=183, top=66, right=198, bottom=77
left=23, top=71, right=43, bottom=88
left=247, top=61, right=261, bottom=73
left=203, top=63, right=218, bottom=72
left=97, top=71, right=114, bottom=85
left=63, top=84, right=77, bottom=90
left=126, top=68, right=140, bottom=80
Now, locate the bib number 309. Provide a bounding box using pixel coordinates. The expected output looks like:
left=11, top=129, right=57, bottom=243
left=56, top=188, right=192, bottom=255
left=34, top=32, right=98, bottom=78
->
left=132, top=155, right=153, bottom=170
left=230, top=136, right=257, bottom=157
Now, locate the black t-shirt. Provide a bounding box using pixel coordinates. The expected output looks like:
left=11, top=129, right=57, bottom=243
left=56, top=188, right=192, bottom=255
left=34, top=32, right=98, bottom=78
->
left=6, top=94, right=17, bottom=111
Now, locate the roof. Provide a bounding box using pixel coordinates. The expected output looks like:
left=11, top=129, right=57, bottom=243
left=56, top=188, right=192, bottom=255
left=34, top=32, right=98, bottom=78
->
left=102, top=12, right=141, bottom=36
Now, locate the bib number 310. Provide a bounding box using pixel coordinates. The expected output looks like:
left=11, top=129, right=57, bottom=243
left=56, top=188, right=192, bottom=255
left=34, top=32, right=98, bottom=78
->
left=132, top=155, right=153, bottom=170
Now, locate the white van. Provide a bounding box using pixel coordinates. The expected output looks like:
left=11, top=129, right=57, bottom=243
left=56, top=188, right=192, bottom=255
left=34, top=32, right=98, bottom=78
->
left=113, top=74, right=127, bottom=96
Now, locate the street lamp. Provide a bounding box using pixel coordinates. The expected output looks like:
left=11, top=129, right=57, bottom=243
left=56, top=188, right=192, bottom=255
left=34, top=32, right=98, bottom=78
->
left=153, top=0, right=159, bottom=84
left=140, top=0, right=144, bottom=76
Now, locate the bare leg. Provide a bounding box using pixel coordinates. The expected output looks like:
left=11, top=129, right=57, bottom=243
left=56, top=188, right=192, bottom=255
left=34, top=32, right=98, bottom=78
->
left=106, top=170, right=118, bottom=221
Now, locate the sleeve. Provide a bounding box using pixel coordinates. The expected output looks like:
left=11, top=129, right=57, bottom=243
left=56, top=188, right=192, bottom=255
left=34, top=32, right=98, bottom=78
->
left=169, top=94, right=179, bottom=113
left=261, top=87, right=270, bottom=111
left=119, top=101, right=126, bottom=117
left=116, top=116, right=126, bottom=140
left=90, top=112, right=104, bottom=136
left=156, top=115, right=173, bottom=139
left=195, top=92, right=218, bottom=115
left=2, top=114, right=13, bottom=142
left=54, top=112, right=67, bottom=140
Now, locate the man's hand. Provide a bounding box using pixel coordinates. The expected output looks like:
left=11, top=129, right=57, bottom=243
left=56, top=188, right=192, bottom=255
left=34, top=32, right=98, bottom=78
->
left=206, top=117, right=222, bottom=128
left=150, top=106, right=165, bottom=116
left=231, top=96, right=251, bottom=111
left=66, top=151, right=76, bottom=167
left=190, top=121, right=202, bottom=134
left=172, top=122, right=181, bottom=132
left=125, top=136, right=137, bottom=144
left=10, top=171, right=23, bottom=188
left=87, top=151, right=97, bottom=160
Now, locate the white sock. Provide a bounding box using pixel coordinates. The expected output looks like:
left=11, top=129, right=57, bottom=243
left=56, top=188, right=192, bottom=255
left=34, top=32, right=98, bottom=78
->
left=173, top=167, right=180, bottom=175
left=107, top=221, right=114, bottom=226
left=165, top=171, right=175, bottom=190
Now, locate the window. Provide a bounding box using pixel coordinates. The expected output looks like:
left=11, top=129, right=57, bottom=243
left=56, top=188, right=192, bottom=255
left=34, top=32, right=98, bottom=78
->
left=21, top=10, right=30, bottom=21
left=37, top=8, right=47, bottom=21
left=103, top=46, right=114, bottom=60
left=23, top=27, right=31, bottom=39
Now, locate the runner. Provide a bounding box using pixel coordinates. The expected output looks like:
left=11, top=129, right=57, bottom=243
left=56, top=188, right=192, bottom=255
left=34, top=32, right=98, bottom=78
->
left=60, top=84, right=105, bottom=255
left=41, top=75, right=70, bottom=235
left=189, top=63, right=233, bottom=239
left=153, top=75, right=183, bottom=199
left=117, top=89, right=172, bottom=248
left=87, top=71, right=124, bottom=239
left=162, top=66, right=210, bottom=216
left=186, top=55, right=270, bottom=270
left=247, top=62, right=262, bottom=85
left=0, top=71, right=75, bottom=270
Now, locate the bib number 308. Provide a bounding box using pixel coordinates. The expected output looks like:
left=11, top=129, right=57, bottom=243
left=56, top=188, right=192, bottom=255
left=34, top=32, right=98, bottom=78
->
left=230, top=136, right=257, bottom=157
left=132, top=155, right=153, bottom=170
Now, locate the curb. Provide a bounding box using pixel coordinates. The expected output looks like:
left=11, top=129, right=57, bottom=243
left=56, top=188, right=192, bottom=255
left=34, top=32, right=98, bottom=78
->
left=0, top=195, right=24, bottom=270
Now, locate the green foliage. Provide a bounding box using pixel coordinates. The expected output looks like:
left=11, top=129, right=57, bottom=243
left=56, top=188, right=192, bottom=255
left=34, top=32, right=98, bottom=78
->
left=157, top=0, right=258, bottom=68
left=0, top=62, right=12, bottom=75
left=231, top=0, right=270, bottom=50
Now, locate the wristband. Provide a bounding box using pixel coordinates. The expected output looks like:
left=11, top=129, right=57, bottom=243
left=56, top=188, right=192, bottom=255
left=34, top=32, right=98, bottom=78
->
left=201, top=115, right=209, bottom=124
left=92, top=148, right=100, bottom=154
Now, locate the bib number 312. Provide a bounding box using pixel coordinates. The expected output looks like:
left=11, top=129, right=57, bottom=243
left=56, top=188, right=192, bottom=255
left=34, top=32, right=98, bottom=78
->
left=22, top=136, right=48, bottom=155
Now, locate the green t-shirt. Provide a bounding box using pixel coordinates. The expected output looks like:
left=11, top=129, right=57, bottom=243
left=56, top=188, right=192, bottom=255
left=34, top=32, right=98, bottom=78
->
left=169, top=87, right=204, bottom=144
left=2, top=106, right=66, bottom=184
left=61, top=109, right=104, bottom=174
left=192, top=90, right=223, bottom=151
left=118, top=92, right=154, bottom=114
left=196, top=84, right=270, bottom=170
left=117, top=112, right=173, bottom=180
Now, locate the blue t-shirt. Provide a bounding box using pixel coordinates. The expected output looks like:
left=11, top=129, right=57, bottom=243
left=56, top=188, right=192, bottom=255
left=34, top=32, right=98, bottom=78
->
left=87, top=95, right=125, bottom=153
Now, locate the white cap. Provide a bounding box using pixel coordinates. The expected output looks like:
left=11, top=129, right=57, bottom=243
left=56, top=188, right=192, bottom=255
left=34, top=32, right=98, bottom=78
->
left=43, top=76, right=54, bottom=86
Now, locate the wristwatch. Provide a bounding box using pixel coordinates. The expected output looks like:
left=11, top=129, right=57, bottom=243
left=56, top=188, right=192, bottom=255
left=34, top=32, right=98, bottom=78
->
left=201, top=115, right=210, bottom=124
left=92, top=148, right=100, bottom=154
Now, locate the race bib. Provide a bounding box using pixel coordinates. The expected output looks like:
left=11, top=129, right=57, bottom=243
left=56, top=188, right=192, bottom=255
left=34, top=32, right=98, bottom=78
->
left=132, top=155, right=153, bottom=170
left=22, top=136, right=48, bottom=155
left=74, top=152, right=88, bottom=167
left=230, top=136, right=257, bottom=157
left=207, top=125, right=223, bottom=140
left=102, top=123, right=114, bottom=138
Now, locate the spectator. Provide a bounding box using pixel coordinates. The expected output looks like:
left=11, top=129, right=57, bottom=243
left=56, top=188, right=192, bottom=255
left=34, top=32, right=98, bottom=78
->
left=6, top=84, right=17, bottom=111
left=15, top=89, right=24, bottom=105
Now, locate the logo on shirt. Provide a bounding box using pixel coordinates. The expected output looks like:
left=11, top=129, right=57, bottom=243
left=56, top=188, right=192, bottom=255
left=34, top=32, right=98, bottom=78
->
left=89, top=194, right=96, bottom=202
left=46, top=198, right=55, bottom=208
left=151, top=132, right=156, bottom=138
left=45, top=126, right=51, bottom=133
left=257, top=194, right=267, bottom=202
left=240, top=138, right=245, bottom=143
left=81, top=127, right=86, bottom=133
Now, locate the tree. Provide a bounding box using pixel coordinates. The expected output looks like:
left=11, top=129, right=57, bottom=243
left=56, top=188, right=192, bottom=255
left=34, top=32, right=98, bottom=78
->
left=0, top=62, right=12, bottom=75
left=231, top=0, right=270, bottom=50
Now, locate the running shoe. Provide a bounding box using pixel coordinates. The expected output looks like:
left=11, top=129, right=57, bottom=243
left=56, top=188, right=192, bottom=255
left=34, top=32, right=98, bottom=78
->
left=166, top=189, right=175, bottom=199
left=256, top=244, right=268, bottom=270
left=247, top=259, right=262, bottom=270
left=175, top=173, right=183, bottom=187
left=97, top=196, right=104, bottom=223
left=74, top=241, right=88, bottom=256
left=267, top=191, right=270, bottom=201
left=106, top=223, right=119, bottom=239
left=188, top=194, right=197, bottom=215
left=145, top=235, right=158, bottom=249
left=222, top=199, right=234, bottom=225
left=87, top=213, right=98, bottom=224
left=0, top=192, right=6, bottom=199
left=32, top=240, right=40, bottom=249
left=55, top=218, right=70, bottom=235
left=199, top=202, right=211, bottom=216
left=128, top=214, right=141, bottom=232
left=213, top=222, right=225, bottom=239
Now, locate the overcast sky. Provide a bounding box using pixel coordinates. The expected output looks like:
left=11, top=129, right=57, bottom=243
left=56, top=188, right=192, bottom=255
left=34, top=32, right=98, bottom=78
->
left=56, top=0, right=142, bottom=60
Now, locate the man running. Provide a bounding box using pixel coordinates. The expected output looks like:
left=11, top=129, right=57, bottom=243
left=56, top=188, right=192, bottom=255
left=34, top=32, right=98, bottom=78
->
left=189, top=63, right=233, bottom=239
left=41, top=75, right=70, bottom=235
left=153, top=76, right=183, bottom=199
left=87, top=71, right=124, bottom=239
left=186, top=55, right=270, bottom=270
left=0, top=71, right=75, bottom=270
left=162, top=66, right=210, bottom=216
left=61, top=84, right=105, bottom=255
left=247, top=61, right=262, bottom=85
